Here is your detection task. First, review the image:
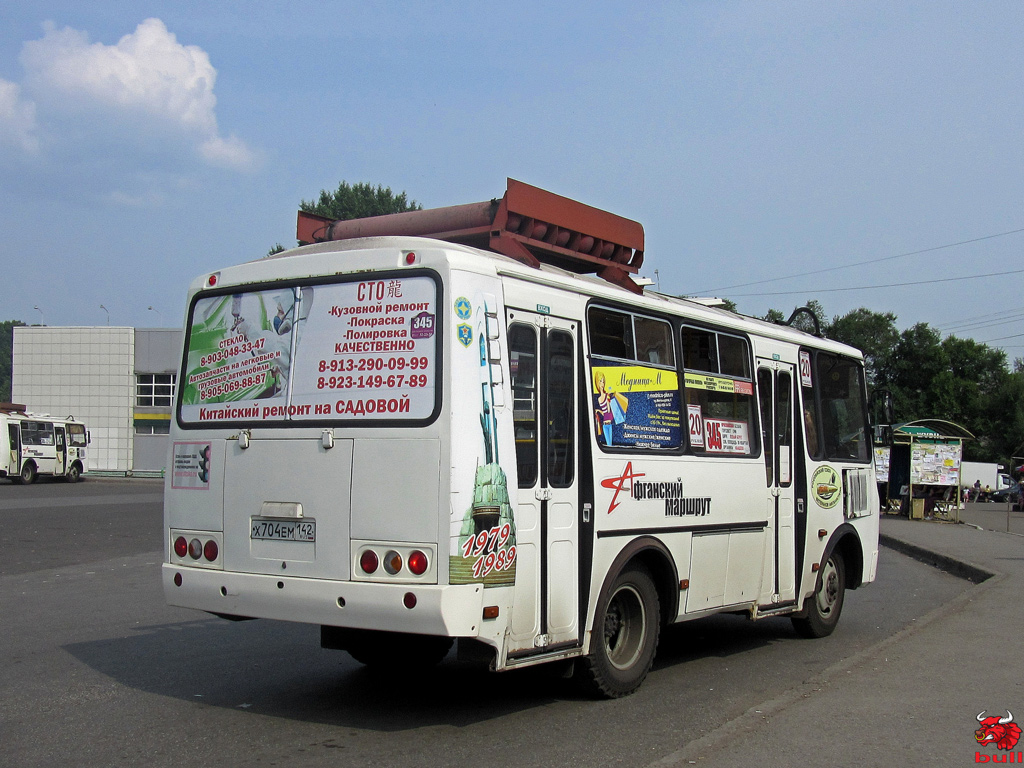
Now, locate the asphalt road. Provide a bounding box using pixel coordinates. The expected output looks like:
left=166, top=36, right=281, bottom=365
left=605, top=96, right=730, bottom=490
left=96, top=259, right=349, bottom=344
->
left=960, top=499, right=1024, bottom=535
left=0, top=479, right=972, bottom=768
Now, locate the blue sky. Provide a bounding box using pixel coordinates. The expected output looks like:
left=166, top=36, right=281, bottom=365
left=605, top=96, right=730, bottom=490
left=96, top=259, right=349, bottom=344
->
left=2, top=2, right=1023, bottom=361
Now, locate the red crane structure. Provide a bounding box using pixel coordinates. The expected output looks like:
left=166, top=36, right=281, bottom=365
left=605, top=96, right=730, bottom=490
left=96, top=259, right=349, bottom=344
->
left=296, top=178, right=646, bottom=293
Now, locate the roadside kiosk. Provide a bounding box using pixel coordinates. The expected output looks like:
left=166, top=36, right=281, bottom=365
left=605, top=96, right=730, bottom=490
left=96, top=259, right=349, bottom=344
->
left=882, top=419, right=974, bottom=521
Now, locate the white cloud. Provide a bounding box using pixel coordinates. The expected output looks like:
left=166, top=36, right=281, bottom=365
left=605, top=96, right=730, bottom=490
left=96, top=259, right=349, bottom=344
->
left=0, top=78, right=39, bottom=153
left=200, top=133, right=256, bottom=170
left=18, top=18, right=254, bottom=170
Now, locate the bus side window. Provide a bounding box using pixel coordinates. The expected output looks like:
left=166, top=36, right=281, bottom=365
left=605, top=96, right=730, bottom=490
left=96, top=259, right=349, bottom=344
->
left=587, top=308, right=634, bottom=359
left=634, top=316, right=675, bottom=367
left=545, top=330, right=575, bottom=488
left=22, top=421, right=55, bottom=447
left=509, top=324, right=538, bottom=487
left=757, top=369, right=774, bottom=484
left=588, top=307, right=680, bottom=452
left=682, top=326, right=757, bottom=457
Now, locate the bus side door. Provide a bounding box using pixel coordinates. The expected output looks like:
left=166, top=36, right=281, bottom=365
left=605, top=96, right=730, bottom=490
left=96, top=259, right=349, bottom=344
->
left=506, top=310, right=580, bottom=653
left=757, top=361, right=798, bottom=606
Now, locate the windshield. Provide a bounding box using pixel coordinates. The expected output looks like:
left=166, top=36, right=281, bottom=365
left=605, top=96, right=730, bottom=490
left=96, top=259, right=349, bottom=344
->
left=177, top=273, right=440, bottom=427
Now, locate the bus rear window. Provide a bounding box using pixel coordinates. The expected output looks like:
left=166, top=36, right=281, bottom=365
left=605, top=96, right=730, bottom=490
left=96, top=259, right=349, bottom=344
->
left=177, top=274, right=440, bottom=427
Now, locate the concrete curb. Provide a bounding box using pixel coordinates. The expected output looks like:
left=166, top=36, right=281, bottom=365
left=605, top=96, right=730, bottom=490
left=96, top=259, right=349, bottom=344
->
left=878, top=532, right=995, bottom=584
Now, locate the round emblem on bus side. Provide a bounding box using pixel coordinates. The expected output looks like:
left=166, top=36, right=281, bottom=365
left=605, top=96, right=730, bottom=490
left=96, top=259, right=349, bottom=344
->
left=811, top=464, right=841, bottom=509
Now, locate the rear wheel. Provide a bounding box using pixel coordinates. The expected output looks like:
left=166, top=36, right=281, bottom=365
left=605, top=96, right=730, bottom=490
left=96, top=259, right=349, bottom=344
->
left=577, top=564, right=660, bottom=698
left=19, top=462, right=37, bottom=485
left=792, top=551, right=846, bottom=638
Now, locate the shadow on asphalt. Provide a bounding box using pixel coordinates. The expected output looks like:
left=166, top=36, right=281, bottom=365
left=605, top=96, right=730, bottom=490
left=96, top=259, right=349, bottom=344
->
left=62, top=610, right=798, bottom=729
left=61, top=547, right=968, bottom=730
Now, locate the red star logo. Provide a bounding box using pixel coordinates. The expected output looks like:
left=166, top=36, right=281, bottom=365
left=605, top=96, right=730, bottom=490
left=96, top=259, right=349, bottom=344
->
left=600, top=461, right=645, bottom=514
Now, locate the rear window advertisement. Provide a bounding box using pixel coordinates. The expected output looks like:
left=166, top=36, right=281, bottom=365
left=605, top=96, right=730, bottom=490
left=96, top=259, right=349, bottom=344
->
left=591, top=361, right=681, bottom=449
left=182, top=288, right=299, bottom=411
left=180, top=277, right=437, bottom=424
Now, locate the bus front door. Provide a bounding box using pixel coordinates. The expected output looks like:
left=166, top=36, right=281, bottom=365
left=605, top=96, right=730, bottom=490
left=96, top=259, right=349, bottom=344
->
left=507, top=311, right=580, bottom=655
left=54, top=427, right=67, bottom=475
left=7, top=424, right=20, bottom=476
left=757, top=362, right=798, bottom=607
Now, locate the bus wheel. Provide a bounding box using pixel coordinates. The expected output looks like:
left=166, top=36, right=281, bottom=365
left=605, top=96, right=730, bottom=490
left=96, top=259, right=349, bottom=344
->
left=792, top=551, right=846, bottom=639
left=578, top=564, right=660, bottom=698
left=19, top=462, right=37, bottom=485
left=66, top=463, right=81, bottom=483
left=347, top=631, right=453, bottom=670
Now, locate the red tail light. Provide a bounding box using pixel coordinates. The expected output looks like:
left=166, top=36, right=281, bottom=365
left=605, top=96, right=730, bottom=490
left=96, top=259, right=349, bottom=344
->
left=174, top=536, right=188, bottom=558
left=359, top=550, right=379, bottom=574
left=408, top=550, right=428, bottom=575
left=203, top=540, right=219, bottom=561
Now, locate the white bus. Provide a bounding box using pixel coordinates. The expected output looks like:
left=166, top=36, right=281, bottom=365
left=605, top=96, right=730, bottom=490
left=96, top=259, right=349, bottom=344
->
left=164, top=182, right=878, bottom=697
left=1, top=404, right=89, bottom=483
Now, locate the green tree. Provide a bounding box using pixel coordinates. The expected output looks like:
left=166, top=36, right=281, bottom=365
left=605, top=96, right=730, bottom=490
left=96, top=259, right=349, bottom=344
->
left=271, top=181, right=423, bottom=254
left=0, top=320, right=26, bottom=401
left=876, top=322, right=946, bottom=420
left=824, top=307, right=899, bottom=386
left=300, top=181, right=421, bottom=222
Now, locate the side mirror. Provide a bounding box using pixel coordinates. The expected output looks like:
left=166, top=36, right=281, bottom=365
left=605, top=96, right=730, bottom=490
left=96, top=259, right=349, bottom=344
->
left=868, top=388, right=894, bottom=444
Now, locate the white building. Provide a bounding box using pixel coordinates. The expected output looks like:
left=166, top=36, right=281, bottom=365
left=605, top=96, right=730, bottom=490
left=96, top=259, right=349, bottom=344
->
left=12, top=326, right=182, bottom=475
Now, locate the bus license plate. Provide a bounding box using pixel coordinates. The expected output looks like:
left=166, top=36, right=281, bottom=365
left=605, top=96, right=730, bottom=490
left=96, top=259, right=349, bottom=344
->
left=250, top=519, right=316, bottom=542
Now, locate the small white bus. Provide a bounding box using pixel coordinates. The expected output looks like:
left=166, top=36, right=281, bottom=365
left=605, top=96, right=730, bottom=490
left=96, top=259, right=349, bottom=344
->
left=1, top=404, right=89, bottom=483
left=164, top=181, right=878, bottom=697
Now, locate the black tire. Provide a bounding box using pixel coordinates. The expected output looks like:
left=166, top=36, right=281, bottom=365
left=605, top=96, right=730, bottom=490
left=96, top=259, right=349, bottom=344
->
left=347, top=631, right=453, bottom=670
left=66, top=463, right=81, bottom=483
left=792, top=551, right=846, bottom=638
left=19, top=462, right=37, bottom=485
left=577, top=564, right=661, bottom=698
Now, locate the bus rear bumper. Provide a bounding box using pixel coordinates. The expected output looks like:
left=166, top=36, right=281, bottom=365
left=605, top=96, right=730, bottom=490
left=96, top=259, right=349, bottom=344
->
left=162, top=564, right=486, bottom=637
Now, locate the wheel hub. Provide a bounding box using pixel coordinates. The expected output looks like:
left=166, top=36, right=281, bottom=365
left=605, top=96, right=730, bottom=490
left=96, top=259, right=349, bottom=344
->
left=816, top=559, right=839, bottom=615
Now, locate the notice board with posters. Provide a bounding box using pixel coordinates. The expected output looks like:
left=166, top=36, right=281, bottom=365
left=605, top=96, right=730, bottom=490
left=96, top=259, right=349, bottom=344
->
left=909, top=442, right=962, bottom=486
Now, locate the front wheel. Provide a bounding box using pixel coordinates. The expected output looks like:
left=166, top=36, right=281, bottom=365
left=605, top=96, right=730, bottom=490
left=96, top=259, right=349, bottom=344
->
left=66, top=463, right=81, bottom=483
left=792, top=551, right=846, bottom=638
left=577, top=564, right=661, bottom=698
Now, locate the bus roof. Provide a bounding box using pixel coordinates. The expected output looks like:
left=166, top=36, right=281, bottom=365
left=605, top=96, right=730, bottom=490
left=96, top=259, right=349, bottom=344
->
left=254, top=234, right=864, bottom=361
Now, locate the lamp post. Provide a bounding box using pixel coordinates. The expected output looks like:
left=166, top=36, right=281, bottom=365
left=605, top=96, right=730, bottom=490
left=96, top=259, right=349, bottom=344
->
left=33, top=305, right=44, bottom=326
left=147, top=306, right=162, bottom=325
left=99, top=305, right=109, bottom=325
